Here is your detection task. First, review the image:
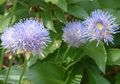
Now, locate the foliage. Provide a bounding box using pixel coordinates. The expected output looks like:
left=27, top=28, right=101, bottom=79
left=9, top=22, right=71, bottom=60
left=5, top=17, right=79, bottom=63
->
left=0, top=0, right=120, bottom=84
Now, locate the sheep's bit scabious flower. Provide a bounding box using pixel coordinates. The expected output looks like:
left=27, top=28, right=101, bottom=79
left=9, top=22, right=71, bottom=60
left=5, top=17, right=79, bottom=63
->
left=84, top=9, right=119, bottom=45
left=62, top=21, right=88, bottom=47
left=1, top=18, right=51, bottom=55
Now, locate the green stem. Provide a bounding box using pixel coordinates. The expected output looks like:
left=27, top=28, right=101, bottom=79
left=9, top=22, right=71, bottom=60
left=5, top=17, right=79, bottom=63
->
left=17, top=0, right=29, bottom=7
left=0, top=49, right=5, bottom=70
left=62, top=46, right=71, bottom=62
left=9, top=0, right=17, bottom=26
left=4, top=55, right=14, bottom=84
left=55, top=46, right=60, bottom=59
left=19, top=57, right=27, bottom=84
left=65, top=53, right=85, bottom=70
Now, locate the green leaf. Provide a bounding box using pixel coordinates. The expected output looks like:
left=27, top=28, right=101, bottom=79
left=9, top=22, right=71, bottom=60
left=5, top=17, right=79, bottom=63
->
left=40, top=39, right=62, bottom=59
left=77, top=0, right=100, bottom=13
left=2, top=61, right=67, bottom=84
left=104, top=9, right=120, bottom=24
left=0, top=80, right=4, bottom=84
left=8, top=66, right=22, bottom=83
left=84, top=41, right=107, bottom=73
left=87, top=66, right=110, bottom=84
left=63, top=47, right=84, bottom=65
left=44, top=0, right=67, bottom=12
left=0, top=66, right=22, bottom=84
left=25, top=61, right=67, bottom=84
left=0, top=0, right=5, bottom=5
left=41, top=9, right=56, bottom=32
left=42, top=44, right=84, bottom=68
left=0, top=8, right=31, bottom=33
left=107, top=49, right=120, bottom=65
left=68, top=5, right=88, bottom=19
left=67, top=0, right=90, bottom=4
left=67, top=0, right=82, bottom=4
left=0, top=70, right=6, bottom=81
left=98, top=0, right=120, bottom=8
left=27, top=55, right=38, bottom=67
left=54, top=7, right=66, bottom=23
left=65, top=62, right=83, bottom=84
left=115, top=73, right=120, bottom=84
left=0, top=13, right=15, bottom=33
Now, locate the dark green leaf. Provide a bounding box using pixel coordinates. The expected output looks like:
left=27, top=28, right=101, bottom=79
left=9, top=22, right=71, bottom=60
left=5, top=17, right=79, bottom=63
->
left=67, top=0, right=83, bottom=4
left=42, top=44, right=84, bottom=68
left=77, top=0, right=101, bottom=13
left=87, top=66, right=110, bottom=84
left=115, top=73, right=120, bottom=84
left=68, top=5, right=88, bottom=19
left=41, top=9, right=56, bottom=32
left=44, top=0, right=67, bottom=12
left=54, top=7, right=66, bottom=23
left=107, top=49, right=120, bottom=65
left=67, top=0, right=90, bottom=4
left=98, top=0, right=120, bottom=8
left=65, top=62, right=83, bottom=84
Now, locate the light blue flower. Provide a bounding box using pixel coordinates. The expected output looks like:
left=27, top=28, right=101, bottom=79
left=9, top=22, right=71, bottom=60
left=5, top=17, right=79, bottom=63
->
left=83, top=9, right=119, bottom=45
left=1, top=18, right=51, bottom=54
left=62, top=21, right=88, bottom=47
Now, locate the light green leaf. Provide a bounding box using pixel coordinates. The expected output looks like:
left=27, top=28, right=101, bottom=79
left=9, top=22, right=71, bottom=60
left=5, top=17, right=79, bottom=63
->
left=0, top=69, right=5, bottom=81
left=68, top=5, right=88, bottom=19
left=1, top=61, right=67, bottom=84
left=39, top=39, right=62, bottom=59
left=0, top=13, right=16, bottom=33
left=0, top=9, right=30, bottom=33
left=44, top=0, right=67, bottom=12
left=25, top=61, right=67, bottom=84
left=0, top=0, right=5, bottom=5
left=107, top=49, right=120, bottom=65
left=84, top=41, right=107, bottom=73
left=0, top=66, right=22, bottom=84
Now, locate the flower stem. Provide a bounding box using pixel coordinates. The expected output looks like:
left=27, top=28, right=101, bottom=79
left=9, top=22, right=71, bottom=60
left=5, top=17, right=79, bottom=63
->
left=9, top=0, right=17, bottom=26
left=4, top=55, right=14, bottom=84
left=62, top=46, right=71, bottom=62
left=65, top=53, right=85, bottom=70
left=19, top=56, right=27, bottom=84
left=0, top=49, right=5, bottom=70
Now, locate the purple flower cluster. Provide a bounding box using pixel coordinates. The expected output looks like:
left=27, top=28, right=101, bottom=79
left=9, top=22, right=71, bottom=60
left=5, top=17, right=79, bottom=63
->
left=84, top=9, right=118, bottom=45
left=62, top=9, right=119, bottom=47
left=62, top=21, right=88, bottom=47
left=1, top=18, right=50, bottom=54
left=1, top=9, right=119, bottom=52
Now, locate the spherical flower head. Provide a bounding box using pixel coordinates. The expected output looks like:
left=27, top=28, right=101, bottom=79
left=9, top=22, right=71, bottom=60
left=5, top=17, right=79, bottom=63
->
left=62, top=21, right=88, bottom=47
left=1, top=18, right=51, bottom=54
left=84, top=9, right=119, bottom=45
